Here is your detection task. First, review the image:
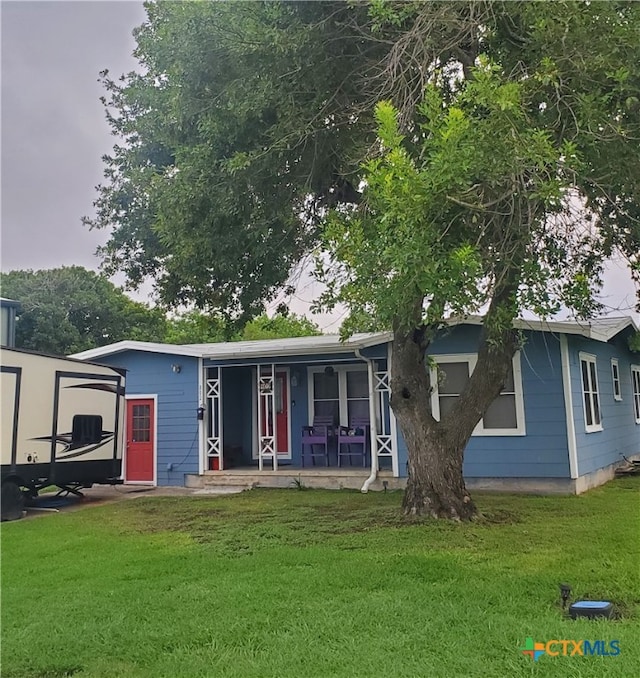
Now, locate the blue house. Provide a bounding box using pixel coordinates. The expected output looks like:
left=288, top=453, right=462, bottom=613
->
left=71, top=316, right=640, bottom=494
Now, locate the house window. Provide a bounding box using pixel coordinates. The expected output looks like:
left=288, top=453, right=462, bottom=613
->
left=580, top=353, right=602, bottom=432
left=632, top=366, right=640, bottom=424
left=131, top=405, right=151, bottom=442
left=429, top=353, right=525, bottom=436
left=611, top=359, right=622, bottom=401
left=312, top=371, right=339, bottom=424
left=346, top=370, right=369, bottom=422
left=309, top=366, right=371, bottom=426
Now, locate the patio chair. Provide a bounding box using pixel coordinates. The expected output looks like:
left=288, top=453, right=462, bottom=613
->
left=337, top=417, right=369, bottom=467
left=301, top=415, right=334, bottom=467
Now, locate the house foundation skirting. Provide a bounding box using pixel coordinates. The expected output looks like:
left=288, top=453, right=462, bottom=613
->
left=467, top=455, right=639, bottom=495
left=184, top=455, right=638, bottom=494
left=185, top=470, right=404, bottom=492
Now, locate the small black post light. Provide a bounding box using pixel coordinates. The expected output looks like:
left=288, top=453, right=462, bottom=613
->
left=560, top=583, right=572, bottom=610
left=324, top=365, right=335, bottom=377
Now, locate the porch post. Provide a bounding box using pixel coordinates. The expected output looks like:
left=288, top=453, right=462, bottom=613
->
left=198, top=358, right=205, bottom=475
left=373, top=343, right=399, bottom=477
left=257, top=363, right=277, bottom=471
left=205, top=365, right=223, bottom=471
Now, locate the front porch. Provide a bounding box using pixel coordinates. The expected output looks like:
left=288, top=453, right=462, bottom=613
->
left=186, top=468, right=405, bottom=492
left=200, top=346, right=400, bottom=477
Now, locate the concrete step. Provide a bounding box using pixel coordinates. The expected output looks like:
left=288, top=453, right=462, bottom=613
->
left=185, top=471, right=405, bottom=492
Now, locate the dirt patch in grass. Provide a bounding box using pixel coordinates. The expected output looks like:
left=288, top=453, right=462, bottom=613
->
left=3, top=667, right=83, bottom=678
left=476, top=508, right=522, bottom=524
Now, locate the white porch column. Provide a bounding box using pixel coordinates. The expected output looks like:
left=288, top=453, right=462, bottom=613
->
left=205, top=365, right=223, bottom=470
left=375, top=343, right=399, bottom=477
left=257, top=363, right=277, bottom=471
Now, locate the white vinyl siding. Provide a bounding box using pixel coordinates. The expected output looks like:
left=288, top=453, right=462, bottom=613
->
left=632, top=366, right=640, bottom=424
left=611, top=359, right=622, bottom=401
left=429, top=353, right=525, bottom=436
left=579, top=353, right=602, bottom=432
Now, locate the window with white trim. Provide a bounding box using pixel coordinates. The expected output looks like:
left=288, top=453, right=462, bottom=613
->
left=429, top=353, right=526, bottom=436
left=311, top=370, right=339, bottom=424
left=580, top=353, right=602, bottom=432
left=632, top=366, right=640, bottom=424
left=308, top=365, right=372, bottom=426
left=611, top=359, right=622, bottom=401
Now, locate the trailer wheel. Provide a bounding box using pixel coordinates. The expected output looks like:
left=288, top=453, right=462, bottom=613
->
left=1, top=480, right=25, bottom=521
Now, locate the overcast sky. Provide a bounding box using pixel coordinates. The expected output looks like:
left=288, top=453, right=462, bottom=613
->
left=0, top=0, right=638, bottom=326
left=1, top=0, right=147, bottom=276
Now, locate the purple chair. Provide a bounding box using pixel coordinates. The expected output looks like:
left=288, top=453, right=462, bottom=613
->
left=337, top=417, right=369, bottom=467
left=301, top=415, right=334, bottom=467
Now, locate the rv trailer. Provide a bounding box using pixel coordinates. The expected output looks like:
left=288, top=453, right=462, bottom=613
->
left=1, top=347, right=125, bottom=520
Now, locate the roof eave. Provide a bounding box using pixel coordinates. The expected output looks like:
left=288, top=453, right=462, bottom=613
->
left=70, top=341, right=204, bottom=361
left=201, top=334, right=392, bottom=361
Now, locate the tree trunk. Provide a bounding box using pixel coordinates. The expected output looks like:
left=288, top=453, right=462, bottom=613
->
left=390, top=327, right=476, bottom=520
left=399, top=407, right=475, bottom=520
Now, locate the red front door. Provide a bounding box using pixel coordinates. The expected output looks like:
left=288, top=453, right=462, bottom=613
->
left=126, top=398, right=155, bottom=482
left=275, top=371, right=288, bottom=455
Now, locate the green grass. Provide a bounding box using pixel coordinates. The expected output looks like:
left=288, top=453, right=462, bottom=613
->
left=2, top=479, right=639, bottom=678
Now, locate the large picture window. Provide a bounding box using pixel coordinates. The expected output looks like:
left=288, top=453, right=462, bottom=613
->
left=429, top=353, right=525, bottom=436
left=580, top=353, right=602, bottom=432
left=632, top=365, right=640, bottom=424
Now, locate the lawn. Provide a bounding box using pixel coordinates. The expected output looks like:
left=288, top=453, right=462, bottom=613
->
left=1, top=478, right=639, bottom=678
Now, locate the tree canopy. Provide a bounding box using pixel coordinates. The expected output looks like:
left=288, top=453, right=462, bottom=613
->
left=0, top=267, right=167, bottom=355
left=87, top=0, right=380, bottom=319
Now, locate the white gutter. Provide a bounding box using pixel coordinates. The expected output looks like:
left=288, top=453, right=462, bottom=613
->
left=355, top=348, right=379, bottom=492
left=560, top=334, right=579, bottom=479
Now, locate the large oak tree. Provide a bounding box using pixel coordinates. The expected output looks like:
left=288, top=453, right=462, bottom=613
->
left=89, top=1, right=640, bottom=519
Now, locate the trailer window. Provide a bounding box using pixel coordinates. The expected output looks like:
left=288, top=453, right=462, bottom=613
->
left=72, top=415, right=103, bottom=445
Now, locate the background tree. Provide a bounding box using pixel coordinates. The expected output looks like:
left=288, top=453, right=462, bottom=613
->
left=90, top=1, right=639, bottom=519
left=163, top=310, right=228, bottom=345
left=239, top=312, right=320, bottom=341
left=0, top=267, right=167, bottom=355
left=163, top=310, right=320, bottom=344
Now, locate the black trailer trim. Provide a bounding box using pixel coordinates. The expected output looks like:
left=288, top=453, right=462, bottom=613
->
left=52, top=370, right=123, bottom=485
left=0, top=365, right=22, bottom=469
left=1, top=459, right=122, bottom=489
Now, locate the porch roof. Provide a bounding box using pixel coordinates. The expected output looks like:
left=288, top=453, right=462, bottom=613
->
left=189, top=332, right=393, bottom=360
left=69, top=332, right=392, bottom=362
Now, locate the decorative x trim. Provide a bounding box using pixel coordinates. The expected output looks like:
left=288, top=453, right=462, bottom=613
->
left=376, top=434, right=393, bottom=455
left=374, top=371, right=390, bottom=392
left=206, top=379, right=220, bottom=398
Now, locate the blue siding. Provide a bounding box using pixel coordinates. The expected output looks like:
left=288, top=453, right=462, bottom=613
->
left=99, top=352, right=200, bottom=486
left=395, top=326, right=571, bottom=479
left=568, top=332, right=640, bottom=475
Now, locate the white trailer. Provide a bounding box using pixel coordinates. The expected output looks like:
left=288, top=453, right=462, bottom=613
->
left=1, top=347, right=125, bottom=520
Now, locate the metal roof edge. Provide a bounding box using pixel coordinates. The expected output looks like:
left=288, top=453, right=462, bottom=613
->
left=70, top=341, right=204, bottom=361
left=446, top=315, right=638, bottom=343
left=200, top=332, right=392, bottom=361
